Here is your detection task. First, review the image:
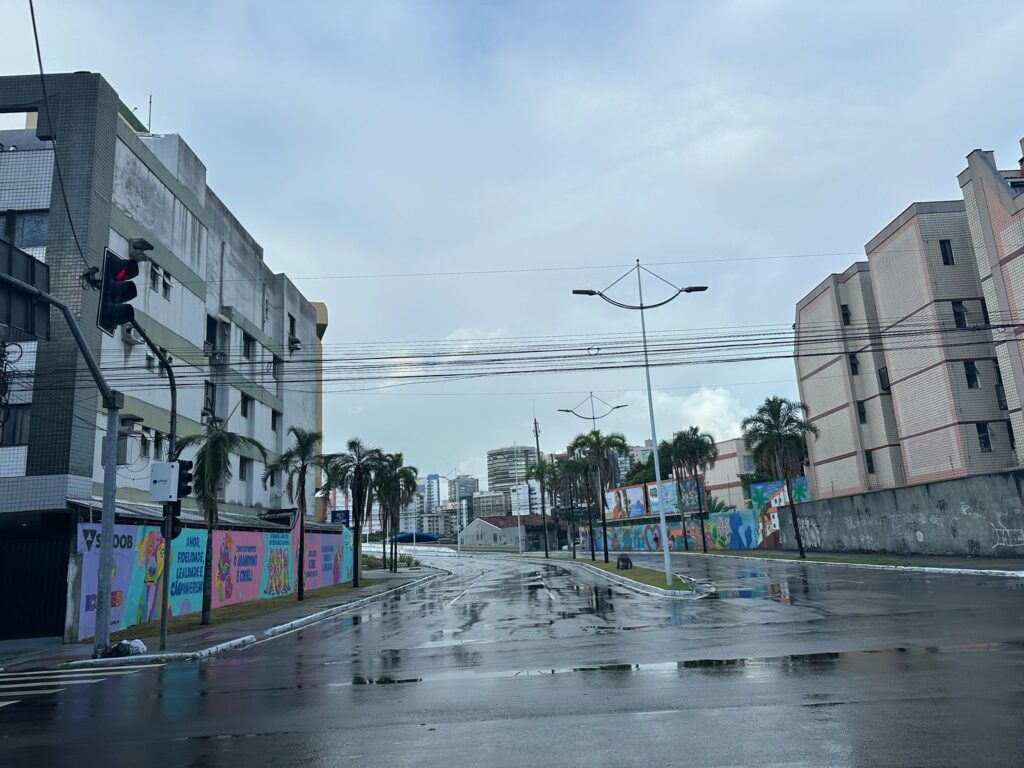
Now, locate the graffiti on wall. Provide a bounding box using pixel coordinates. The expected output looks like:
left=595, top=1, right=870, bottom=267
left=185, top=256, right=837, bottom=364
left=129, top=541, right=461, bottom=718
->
left=77, top=522, right=352, bottom=640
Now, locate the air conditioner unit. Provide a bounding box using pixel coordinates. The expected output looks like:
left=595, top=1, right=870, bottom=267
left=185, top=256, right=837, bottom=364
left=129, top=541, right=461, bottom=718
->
left=122, top=325, right=145, bottom=346
left=211, top=350, right=228, bottom=365
left=288, top=335, right=302, bottom=353
left=203, top=341, right=214, bottom=357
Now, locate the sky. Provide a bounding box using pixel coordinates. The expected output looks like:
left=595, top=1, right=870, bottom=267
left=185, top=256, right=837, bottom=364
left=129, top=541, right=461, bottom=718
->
left=4, top=1, right=1024, bottom=488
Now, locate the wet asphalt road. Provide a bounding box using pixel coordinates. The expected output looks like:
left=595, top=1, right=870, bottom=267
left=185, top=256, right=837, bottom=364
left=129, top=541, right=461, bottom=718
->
left=2, top=553, right=1024, bottom=767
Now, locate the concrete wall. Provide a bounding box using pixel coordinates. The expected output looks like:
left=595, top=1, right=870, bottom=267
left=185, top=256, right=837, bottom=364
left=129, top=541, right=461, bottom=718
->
left=781, top=468, right=1024, bottom=557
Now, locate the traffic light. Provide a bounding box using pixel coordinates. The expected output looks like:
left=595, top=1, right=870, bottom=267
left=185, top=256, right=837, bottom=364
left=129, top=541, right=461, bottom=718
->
left=162, top=501, right=183, bottom=541
left=97, top=248, right=139, bottom=335
left=177, top=459, right=194, bottom=499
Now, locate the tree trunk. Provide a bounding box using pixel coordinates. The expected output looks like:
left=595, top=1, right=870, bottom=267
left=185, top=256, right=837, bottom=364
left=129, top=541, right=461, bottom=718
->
left=201, top=502, right=217, bottom=625
left=297, top=471, right=306, bottom=601
left=787, top=477, right=806, bottom=558
left=596, top=464, right=609, bottom=564
left=381, top=504, right=388, bottom=571
left=696, top=471, right=708, bottom=554
left=352, top=483, right=362, bottom=589
left=676, top=471, right=690, bottom=552
left=587, top=492, right=596, bottom=562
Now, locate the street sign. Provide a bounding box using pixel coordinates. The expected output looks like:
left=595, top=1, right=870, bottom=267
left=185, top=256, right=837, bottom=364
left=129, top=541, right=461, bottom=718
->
left=149, top=461, right=180, bottom=502
left=0, top=238, right=49, bottom=341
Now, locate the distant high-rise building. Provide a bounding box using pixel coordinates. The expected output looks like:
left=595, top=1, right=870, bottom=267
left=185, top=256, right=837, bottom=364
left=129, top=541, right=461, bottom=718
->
left=487, top=445, right=538, bottom=493
left=448, top=475, right=480, bottom=503
left=472, top=490, right=508, bottom=517
left=423, top=474, right=441, bottom=514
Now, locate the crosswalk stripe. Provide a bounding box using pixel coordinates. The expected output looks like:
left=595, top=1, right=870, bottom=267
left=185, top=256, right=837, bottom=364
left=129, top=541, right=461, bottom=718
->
left=0, top=680, right=102, bottom=689
left=0, top=670, right=142, bottom=682
left=0, top=664, right=163, bottom=677
left=0, top=688, right=66, bottom=697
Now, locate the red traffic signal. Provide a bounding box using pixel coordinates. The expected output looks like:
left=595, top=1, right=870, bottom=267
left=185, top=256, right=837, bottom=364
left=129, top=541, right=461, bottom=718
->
left=97, top=248, right=140, bottom=335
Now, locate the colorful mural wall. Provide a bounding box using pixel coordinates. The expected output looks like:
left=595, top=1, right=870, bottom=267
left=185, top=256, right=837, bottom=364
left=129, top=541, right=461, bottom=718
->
left=583, top=477, right=810, bottom=553
left=76, top=521, right=352, bottom=641
left=605, top=484, right=647, bottom=519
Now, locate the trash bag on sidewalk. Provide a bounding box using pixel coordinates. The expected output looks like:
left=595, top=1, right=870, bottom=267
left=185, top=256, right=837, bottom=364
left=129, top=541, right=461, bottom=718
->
left=102, top=639, right=148, bottom=658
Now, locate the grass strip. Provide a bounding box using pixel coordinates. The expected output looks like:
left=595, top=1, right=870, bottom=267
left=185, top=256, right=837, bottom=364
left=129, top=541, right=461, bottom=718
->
left=580, top=559, right=692, bottom=590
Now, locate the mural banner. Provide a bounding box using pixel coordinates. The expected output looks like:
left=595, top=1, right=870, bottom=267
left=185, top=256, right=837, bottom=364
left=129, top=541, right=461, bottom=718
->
left=76, top=523, right=207, bottom=641
left=78, top=520, right=352, bottom=640
left=605, top=484, right=647, bottom=519
left=646, top=481, right=679, bottom=517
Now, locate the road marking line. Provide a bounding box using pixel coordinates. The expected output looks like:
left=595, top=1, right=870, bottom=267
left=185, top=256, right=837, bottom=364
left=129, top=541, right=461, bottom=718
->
left=1, top=664, right=161, bottom=676
left=446, top=573, right=485, bottom=606
left=0, top=680, right=103, bottom=689
left=0, top=671, right=139, bottom=682
left=0, top=701, right=16, bottom=708
left=0, top=688, right=66, bottom=696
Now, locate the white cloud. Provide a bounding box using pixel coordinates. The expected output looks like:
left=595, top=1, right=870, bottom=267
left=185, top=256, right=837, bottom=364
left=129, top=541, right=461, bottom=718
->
left=619, top=387, right=746, bottom=445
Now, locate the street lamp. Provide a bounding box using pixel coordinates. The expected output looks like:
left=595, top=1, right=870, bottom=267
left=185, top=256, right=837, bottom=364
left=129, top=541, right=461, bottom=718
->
left=559, top=393, right=628, bottom=562
left=573, top=260, right=707, bottom=588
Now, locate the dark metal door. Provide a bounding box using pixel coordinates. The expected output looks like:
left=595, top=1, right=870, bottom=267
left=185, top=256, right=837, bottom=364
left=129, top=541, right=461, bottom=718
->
left=0, top=534, right=69, bottom=639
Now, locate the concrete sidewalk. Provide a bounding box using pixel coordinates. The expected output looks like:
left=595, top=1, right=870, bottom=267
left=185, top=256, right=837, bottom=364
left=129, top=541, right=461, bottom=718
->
left=0, top=568, right=430, bottom=672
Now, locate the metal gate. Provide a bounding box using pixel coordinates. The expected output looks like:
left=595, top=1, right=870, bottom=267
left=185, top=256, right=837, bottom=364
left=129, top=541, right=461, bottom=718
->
left=0, top=534, right=69, bottom=639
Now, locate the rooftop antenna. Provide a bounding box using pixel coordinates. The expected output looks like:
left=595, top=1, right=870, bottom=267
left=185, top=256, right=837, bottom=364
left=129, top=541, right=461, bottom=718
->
left=147, top=94, right=152, bottom=132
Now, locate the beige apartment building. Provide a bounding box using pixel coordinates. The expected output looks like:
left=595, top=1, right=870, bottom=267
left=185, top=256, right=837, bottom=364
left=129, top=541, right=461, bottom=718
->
left=796, top=140, right=1024, bottom=496
left=705, top=437, right=754, bottom=509
left=796, top=263, right=904, bottom=497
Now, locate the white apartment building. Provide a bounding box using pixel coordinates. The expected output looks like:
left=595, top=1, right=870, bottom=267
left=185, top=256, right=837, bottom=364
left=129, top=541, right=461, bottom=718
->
left=0, top=74, right=326, bottom=522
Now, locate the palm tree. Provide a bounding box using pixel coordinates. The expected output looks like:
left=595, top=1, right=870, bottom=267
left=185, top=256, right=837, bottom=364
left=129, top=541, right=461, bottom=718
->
left=374, top=453, right=418, bottom=572
left=527, top=457, right=554, bottom=556
left=555, top=456, right=588, bottom=559
left=741, top=396, right=819, bottom=558
left=671, top=426, right=718, bottom=554
left=263, top=427, right=327, bottom=601
left=704, top=495, right=735, bottom=516
left=175, top=419, right=266, bottom=625
left=568, top=429, right=629, bottom=563
left=330, top=438, right=384, bottom=587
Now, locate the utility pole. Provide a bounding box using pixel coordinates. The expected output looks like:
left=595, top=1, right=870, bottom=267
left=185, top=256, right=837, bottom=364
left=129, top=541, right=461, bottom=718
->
left=533, top=416, right=549, bottom=557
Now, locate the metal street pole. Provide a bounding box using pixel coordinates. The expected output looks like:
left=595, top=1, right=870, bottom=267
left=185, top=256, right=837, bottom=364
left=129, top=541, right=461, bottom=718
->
left=571, top=262, right=706, bottom=588
left=636, top=262, right=674, bottom=587
left=533, top=417, right=549, bottom=557
left=514, top=445, right=524, bottom=554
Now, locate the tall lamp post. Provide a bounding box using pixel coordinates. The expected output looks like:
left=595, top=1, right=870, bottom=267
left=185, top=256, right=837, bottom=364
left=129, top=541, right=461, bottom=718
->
left=573, top=260, right=707, bottom=587
left=558, top=394, right=628, bottom=564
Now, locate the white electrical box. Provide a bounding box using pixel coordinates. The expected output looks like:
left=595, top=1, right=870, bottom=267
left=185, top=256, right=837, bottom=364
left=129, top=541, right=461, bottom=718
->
left=149, top=461, right=180, bottom=502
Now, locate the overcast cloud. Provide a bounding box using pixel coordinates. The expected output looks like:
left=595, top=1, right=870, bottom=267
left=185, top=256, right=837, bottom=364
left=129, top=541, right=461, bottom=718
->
left=4, top=1, right=1024, bottom=486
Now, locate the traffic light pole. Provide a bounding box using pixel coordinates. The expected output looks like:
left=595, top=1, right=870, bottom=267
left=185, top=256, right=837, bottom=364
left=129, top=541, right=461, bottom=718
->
left=129, top=318, right=177, bottom=651
left=0, top=271, right=123, bottom=656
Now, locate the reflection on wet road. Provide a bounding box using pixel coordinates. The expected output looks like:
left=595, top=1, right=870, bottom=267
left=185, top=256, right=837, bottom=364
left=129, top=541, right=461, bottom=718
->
left=3, top=554, right=1023, bottom=766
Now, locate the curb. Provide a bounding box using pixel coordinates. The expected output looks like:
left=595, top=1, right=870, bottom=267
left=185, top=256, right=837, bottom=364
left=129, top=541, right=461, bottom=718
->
left=671, top=550, right=1024, bottom=578
left=59, top=569, right=451, bottom=669
left=261, top=570, right=448, bottom=639
left=532, top=557, right=708, bottom=600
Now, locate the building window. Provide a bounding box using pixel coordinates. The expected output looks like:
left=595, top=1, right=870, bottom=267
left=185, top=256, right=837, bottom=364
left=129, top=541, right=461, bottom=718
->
left=154, top=431, right=164, bottom=461
left=864, top=449, right=875, bottom=474
left=952, top=301, right=967, bottom=329
left=271, top=410, right=280, bottom=432
left=939, top=239, right=955, bottom=265
left=240, top=394, right=253, bottom=418
left=857, top=400, right=867, bottom=424
left=269, top=469, right=278, bottom=488
left=204, top=380, right=216, bottom=415
left=1008, top=421, right=1016, bottom=452
left=981, top=298, right=990, bottom=326
left=849, top=354, right=859, bottom=375
left=206, top=316, right=219, bottom=350
left=878, top=366, right=890, bottom=391
left=239, top=457, right=252, bottom=481
left=288, top=313, right=296, bottom=338
left=242, top=332, right=255, bottom=360
left=145, top=353, right=155, bottom=372
left=977, top=423, right=992, bottom=453
left=840, top=304, right=851, bottom=326
left=0, top=404, right=30, bottom=447
left=964, top=361, right=979, bottom=389
left=139, top=428, right=151, bottom=459
left=3, top=210, right=49, bottom=249
left=995, top=362, right=1008, bottom=410
left=271, top=356, right=282, bottom=380
left=150, top=263, right=171, bottom=299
